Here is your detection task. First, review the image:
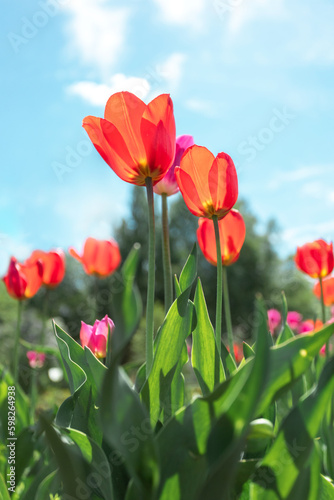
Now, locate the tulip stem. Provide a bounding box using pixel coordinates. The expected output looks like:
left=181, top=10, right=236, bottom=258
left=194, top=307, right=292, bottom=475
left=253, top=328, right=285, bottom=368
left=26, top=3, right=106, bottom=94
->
left=319, top=277, right=329, bottom=358
left=94, top=277, right=100, bottom=321
left=223, top=266, right=236, bottom=363
left=213, top=216, right=223, bottom=359
left=30, top=369, right=38, bottom=423
left=40, top=288, right=49, bottom=346
left=161, top=193, right=173, bottom=314
left=13, top=301, right=23, bottom=386
left=145, top=177, right=155, bottom=376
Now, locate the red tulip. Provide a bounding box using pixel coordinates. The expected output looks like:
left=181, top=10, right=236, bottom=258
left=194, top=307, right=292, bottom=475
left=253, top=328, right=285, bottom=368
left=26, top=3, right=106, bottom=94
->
left=2, top=257, right=43, bottom=300
left=27, top=351, right=46, bottom=368
left=233, top=343, right=244, bottom=364
left=313, top=276, right=334, bottom=306
left=197, top=209, right=246, bottom=266
left=153, top=135, right=194, bottom=196
left=69, top=237, right=121, bottom=278
left=227, top=343, right=243, bottom=364
left=25, top=249, right=65, bottom=288
left=80, top=315, right=115, bottom=358
left=295, top=239, right=333, bottom=278
left=83, top=92, right=176, bottom=186
left=175, top=145, right=238, bottom=219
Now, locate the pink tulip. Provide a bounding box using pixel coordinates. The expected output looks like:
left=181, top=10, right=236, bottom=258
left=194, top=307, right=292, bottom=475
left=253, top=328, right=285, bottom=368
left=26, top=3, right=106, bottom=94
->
left=80, top=315, right=115, bottom=358
left=298, top=319, right=323, bottom=334
left=153, top=135, right=194, bottom=196
left=286, top=311, right=302, bottom=331
left=267, top=309, right=281, bottom=334
left=27, top=351, right=46, bottom=369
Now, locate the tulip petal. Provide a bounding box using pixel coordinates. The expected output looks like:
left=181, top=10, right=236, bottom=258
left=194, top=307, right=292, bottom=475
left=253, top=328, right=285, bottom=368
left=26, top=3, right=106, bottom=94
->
left=21, top=261, right=43, bottom=298
left=140, top=94, right=176, bottom=181
left=26, top=249, right=65, bottom=287
left=175, top=167, right=208, bottom=217
left=104, top=91, right=147, bottom=162
left=83, top=116, right=142, bottom=184
left=80, top=321, right=93, bottom=348
left=88, top=335, right=107, bottom=358
left=3, top=258, right=27, bottom=299
left=178, top=145, right=214, bottom=207
left=173, top=135, right=194, bottom=167
left=209, top=153, right=238, bottom=219
left=197, top=210, right=246, bottom=266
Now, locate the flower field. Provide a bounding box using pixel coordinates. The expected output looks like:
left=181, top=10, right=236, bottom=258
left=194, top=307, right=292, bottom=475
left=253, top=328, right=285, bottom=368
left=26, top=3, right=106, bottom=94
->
left=1, top=91, right=334, bottom=500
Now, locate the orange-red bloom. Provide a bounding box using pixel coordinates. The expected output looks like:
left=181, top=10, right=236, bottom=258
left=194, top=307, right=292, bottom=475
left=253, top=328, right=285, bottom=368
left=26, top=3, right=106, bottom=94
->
left=83, top=92, right=176, bottom=186
left=69, top=237, right=121, bottom=278
left=197, top=209, right=246, bottom=266
left=295, top=239, right=333, bottom=278
left=25, top=249, right=65, bottom=288
left=175, top=145, right=238, bottom=219
left=313, top=276, right=334, bottom=306
left=2, top=257, right=43, bottom=300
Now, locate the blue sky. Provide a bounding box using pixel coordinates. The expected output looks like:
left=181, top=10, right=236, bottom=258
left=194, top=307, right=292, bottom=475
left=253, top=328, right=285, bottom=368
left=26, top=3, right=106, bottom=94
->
left=1, top=0, right=334, bottom=274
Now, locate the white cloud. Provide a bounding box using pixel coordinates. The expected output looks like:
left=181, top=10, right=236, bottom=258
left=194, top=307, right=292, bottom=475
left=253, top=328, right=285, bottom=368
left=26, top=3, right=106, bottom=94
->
left=61, top=0, right=130, bottom=76
left=152, top=0, right=206, bottom=27
left=67, top=52, right=187, bottom=105
left=68, top=74, right=151, bottom=106
left=155, top=53, right=186, bottom=92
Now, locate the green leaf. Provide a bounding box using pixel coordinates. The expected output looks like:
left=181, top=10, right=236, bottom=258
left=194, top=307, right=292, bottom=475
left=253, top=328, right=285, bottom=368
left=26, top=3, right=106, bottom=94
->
left=221, top=340, right=237, bottom=376
left=154, top=299, right=270, bottom=500
left=15, top=427, right=36, bottom=486
left=179, top=244, right=197, bottom=295
left=319, top=475, right=334, bottom=499
left=199, top=298, right=271, bottom=500
left=140, top=296, right=194, bottom=422
left=252, top=357, right=334, bottom=498
left=35, top=470, right=59, bottom=500
left=257, top=321, right=334, bottom=416
left=111, top=243, right=143, bottom=361
left=0, top=473, right=11, bottom=500
left=66, top=427, right=113, bottom=500
left=243, top=342, right=255, bottom=360
left=101, top=366, right=159, bottom=499
left=40, top=415, right=87, bottom=499
left=53, top=323, right=102, bottom=442
left=174, top=275, right=182, bottom=298
left=0, top=366, right=29, bottom=441
left=192, top=278, right=225, bottom=395
left=276, top=324, right=294, bottom=345
left=19, top=462, right=57, bottom=500
left=41, top=416, right=113, bottom=500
